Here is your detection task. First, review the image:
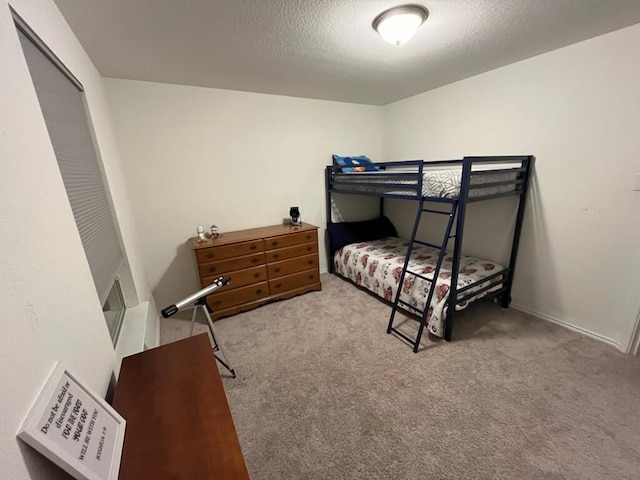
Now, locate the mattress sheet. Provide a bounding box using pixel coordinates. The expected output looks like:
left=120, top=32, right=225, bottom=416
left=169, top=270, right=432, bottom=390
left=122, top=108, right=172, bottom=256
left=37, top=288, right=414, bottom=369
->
left=332, top=168, right=517, bottom=198
left=334, top=237, right=505, bottom=337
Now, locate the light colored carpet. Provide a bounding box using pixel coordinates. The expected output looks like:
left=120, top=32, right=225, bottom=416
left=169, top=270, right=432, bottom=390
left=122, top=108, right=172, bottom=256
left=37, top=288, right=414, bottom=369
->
left=161, top=274, right=640, bottom=480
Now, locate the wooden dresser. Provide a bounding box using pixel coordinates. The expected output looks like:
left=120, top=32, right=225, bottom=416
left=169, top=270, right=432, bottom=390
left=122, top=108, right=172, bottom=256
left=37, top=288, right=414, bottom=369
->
left=190, top=223, right=321, bottom=320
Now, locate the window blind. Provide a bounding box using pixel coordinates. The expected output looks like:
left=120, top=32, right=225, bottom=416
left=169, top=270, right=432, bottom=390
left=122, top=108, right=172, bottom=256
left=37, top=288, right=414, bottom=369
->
left=18, top=29, right=123, bottom=303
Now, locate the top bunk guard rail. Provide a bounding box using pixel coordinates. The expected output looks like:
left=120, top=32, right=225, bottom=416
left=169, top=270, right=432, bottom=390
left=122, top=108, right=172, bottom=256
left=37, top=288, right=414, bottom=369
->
left=333, top=181, right=421, bottom=189
left=467, top=179, right=525, bottom=189
left=327, top=190, right=431, bottom=202
left=328, top=159, right=427, bottom=172
left=469, top=166, right=527, bottom=176
left=466, top=190, right=524, bottom=203
left=326, top=156, right=531, bottom=203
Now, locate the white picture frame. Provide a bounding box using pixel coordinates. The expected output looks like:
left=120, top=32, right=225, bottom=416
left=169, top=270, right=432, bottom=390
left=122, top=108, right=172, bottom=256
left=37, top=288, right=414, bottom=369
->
left=17, top=363, right=126, bottom=480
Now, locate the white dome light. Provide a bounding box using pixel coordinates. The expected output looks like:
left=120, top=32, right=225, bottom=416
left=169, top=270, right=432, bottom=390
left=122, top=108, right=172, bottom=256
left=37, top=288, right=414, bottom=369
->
left=372, top=4, right=429, bottom=46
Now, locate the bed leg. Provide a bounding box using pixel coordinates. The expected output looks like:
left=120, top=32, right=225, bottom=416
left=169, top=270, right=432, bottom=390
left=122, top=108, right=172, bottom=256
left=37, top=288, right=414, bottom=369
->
left=500, top=292, right=512, bottom=309
left=444, top=311, right=454, bottom=342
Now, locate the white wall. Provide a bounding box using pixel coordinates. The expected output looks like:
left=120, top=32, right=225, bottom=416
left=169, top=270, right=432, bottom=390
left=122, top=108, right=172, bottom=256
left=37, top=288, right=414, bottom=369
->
left=0, top=1, right=150, bottom=478
left=104, top=79, right=383, bottom=310
left=382, top=24, right=640, bottom=350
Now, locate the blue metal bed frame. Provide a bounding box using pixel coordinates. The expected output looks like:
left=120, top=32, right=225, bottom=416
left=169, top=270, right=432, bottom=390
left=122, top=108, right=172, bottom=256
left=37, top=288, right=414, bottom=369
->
left=325, top=155, right=534, bottom=352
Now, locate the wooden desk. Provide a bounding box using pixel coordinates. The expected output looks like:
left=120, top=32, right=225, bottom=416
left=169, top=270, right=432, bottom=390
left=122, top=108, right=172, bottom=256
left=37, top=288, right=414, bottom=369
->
left=113, top=334, right=249, bottom=479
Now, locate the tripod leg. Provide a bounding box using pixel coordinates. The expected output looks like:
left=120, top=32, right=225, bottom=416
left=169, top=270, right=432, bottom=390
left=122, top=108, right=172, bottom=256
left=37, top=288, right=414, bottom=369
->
left=200, top=305, right=236, bottom=378
left=190, top=304, right=198, bottom=337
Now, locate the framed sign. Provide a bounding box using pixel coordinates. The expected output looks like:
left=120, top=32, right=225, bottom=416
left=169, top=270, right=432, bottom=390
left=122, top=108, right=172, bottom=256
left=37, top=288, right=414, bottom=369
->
left=17, top=363, right=125, bottom=480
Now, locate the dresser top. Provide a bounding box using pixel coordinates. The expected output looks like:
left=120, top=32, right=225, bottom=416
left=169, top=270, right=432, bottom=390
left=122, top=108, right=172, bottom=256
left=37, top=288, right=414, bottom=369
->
left=190, top=222, right=318, bottom=250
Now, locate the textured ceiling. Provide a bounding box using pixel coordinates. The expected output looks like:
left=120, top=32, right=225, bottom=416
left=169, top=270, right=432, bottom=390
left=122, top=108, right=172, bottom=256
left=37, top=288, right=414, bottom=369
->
left=53, top=0, right=640, bottom=105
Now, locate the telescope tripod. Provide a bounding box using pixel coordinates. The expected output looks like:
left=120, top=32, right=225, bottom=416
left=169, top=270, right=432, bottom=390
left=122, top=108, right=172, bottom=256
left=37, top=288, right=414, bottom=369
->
left=189, top=297, right=236, bottom=378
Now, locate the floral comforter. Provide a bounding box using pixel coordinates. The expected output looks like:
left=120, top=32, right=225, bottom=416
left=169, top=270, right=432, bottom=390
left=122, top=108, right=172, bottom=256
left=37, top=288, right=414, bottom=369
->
left=333, top=237, right=505, bottom=337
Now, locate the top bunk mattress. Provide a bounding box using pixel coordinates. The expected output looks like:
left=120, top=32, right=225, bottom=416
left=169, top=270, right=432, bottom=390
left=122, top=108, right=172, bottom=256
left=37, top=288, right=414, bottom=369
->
left=331, top=167, right=518, bottom=199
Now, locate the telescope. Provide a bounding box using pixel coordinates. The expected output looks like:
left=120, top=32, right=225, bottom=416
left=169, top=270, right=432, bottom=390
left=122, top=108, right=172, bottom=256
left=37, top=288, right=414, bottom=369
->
left=161, top=276, right=236, bottom=378
left=161, top=276, right=230, bottom=318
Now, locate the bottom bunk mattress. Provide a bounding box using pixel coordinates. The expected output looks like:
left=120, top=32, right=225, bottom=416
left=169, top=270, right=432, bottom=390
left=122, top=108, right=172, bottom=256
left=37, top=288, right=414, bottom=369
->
left=333, top=237, right=505, bottom=337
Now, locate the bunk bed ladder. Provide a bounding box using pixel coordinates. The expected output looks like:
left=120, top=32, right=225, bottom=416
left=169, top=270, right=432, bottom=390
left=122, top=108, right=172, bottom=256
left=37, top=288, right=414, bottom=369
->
left=386, top=201, right=459, bottom=353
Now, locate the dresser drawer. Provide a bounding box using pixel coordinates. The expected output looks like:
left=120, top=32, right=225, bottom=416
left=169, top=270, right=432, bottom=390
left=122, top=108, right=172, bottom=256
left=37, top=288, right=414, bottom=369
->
left=269, top=269, right=319, bottom=295
left=268, top=254, right=318, bottom=278
left=198, top=253, right=265, bottom=278
left=196, top=240, right=264, bottom=264
left=201, top=265, right=267, bottom=290
left=264, top=231, right=317, bottom=250
left=207, top=282, right=268, bottom=311
left=265, top=242, right=318, bottom=263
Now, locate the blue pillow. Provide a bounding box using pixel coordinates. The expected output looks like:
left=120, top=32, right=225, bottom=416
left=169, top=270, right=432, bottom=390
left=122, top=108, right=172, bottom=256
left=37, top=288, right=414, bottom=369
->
left=332, top=154, right=378, bottom=173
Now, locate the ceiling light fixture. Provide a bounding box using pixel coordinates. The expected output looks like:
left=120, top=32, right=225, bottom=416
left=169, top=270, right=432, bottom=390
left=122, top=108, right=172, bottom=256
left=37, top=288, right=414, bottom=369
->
left=372, top=4, right=429, bottom=46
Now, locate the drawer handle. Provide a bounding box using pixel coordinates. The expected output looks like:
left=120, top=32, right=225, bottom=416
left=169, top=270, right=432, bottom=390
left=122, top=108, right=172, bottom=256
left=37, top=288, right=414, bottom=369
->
left=306, top=234, right=311, bottom=240
left=307, top=260, right=314, bottom=265
left=255, top=288, right=263, bottom=294
left=271, top=241, right=278, bottom=247
left=208, top=266, right=217, bottom=273
left=250, top=245, right=257, bottom=251
left=275, top=283, right=282, bottom=289
left=212, top=300, right=222, bottom=307
left=206, top=252, right=215, bottom=259
left=251, top=257, right=258, bottom=264
left=253, top=272, right=261, bottom=278
left=273, top=253, right=279, bottom=259
left=308, top=274, right=314, bottom=280
left=274, top=267, right=281, bottom=273
left=306, top=246, right=312, bottom=252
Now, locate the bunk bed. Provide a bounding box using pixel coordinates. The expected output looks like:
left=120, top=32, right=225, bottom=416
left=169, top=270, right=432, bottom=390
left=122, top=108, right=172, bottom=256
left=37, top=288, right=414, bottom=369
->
left=325, top=156, right=534, bottom=352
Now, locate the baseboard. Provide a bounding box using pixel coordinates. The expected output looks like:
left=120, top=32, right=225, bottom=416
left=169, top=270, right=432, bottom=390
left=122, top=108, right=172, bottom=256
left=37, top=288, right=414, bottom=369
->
left=114, top=300, right=154, bottom=377
left=319, top=267, right=328, bottom=275
left=155, top=309, right=161, bottom=348
left=626, top=310, right=640, bottom=355
left=144, top=295, right=160, bottom=350
left=511, top=303, right=623, bottom=352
